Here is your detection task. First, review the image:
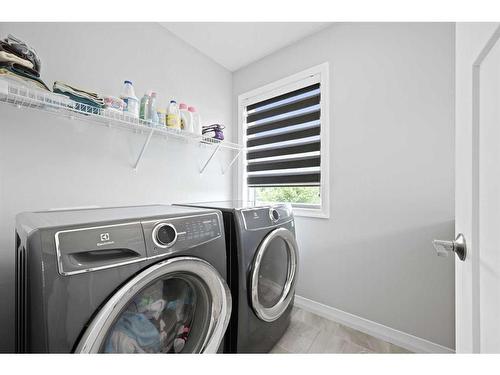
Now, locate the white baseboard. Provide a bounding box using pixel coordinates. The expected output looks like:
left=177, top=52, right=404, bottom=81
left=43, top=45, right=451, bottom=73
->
left=294, top=295, right=455, bottom=354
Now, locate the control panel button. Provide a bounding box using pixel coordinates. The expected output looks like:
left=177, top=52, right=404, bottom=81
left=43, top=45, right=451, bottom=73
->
left=269, top=208, right=280, bottom=222
left=153, top=223, right=177, bottom=248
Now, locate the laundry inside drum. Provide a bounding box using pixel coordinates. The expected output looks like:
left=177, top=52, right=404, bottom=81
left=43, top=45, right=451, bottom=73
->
left=103, top=275, right=211, bottom=353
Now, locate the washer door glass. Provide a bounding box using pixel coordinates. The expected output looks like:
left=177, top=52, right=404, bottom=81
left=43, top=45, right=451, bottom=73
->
left=75, top=257, right=231, bottom=353
left=251, top=228, right=299, bottom=322
left=104, top=275, right=209, bottom=353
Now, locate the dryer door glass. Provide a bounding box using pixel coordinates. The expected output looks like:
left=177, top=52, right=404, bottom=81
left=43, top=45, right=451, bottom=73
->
left=251, top=228, right=299, bottom=322
left=75, top=257, right=231, bottom=353
left=258, top=238, right=288, bottom=308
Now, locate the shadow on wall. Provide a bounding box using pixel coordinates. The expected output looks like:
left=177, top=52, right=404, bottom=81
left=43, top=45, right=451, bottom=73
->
left=294, top=219, right=455, bottom=349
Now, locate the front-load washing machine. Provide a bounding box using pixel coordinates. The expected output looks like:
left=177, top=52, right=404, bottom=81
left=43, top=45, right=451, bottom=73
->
left=15, top=205, right=231, bottom=353
left=176, top=201, right=299, bottom=353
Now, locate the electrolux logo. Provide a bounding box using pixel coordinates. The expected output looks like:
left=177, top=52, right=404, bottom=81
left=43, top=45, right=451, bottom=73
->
left=97, top=232, right=114, bottom=247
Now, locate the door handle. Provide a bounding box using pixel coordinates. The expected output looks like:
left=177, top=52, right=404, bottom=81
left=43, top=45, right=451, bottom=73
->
left=432, top=233, right=467, bottom=261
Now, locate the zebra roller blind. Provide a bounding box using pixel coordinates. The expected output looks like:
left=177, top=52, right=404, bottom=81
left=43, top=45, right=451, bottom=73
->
left=245, top=82, right=321, bottom=187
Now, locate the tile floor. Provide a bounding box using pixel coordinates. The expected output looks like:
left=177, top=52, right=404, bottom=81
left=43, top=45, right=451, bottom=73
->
left=270, top=307, right=411, bottom=354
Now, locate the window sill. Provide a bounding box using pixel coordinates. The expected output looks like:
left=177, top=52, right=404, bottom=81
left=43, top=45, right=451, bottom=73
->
left=292, top=207, right=330, bottom=219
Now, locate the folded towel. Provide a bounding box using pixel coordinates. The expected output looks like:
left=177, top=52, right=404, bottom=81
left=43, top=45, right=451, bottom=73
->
left=0, top=61, right=39, bottom=78
left=0, top=51, right=34, bottom=70
left=2, top=34, right=41, bottom=73
left=0, top=67, right=49, bottom=91
left=0, top=62, right=49, bottom=90
left=53, top=81, right=105, bottom=109
left=53, top=81, right=101, bottom=100
left=0, top=40, right=37, bottom=74
left=0, top=40, right=21, bottom=56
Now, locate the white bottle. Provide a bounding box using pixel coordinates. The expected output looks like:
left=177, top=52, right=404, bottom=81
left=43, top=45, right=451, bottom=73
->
left=179, top=103, right=193, bottom=132
left=166, top=100, right=181, bottom=129
left=120, top=80, right=139, bottom=118
left=188, top=106, right=201, bottom=135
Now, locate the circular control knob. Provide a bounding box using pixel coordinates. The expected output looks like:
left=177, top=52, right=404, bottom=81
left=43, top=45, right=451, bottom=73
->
left=152, top=223, right=177, bottom=248
left=269, top=208, right=280, bottom=222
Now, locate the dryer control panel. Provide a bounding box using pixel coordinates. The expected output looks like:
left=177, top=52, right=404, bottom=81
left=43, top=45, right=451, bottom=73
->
left=142, top=212, right=222, bottom=258
left=240, top=204, right=293, bottom=231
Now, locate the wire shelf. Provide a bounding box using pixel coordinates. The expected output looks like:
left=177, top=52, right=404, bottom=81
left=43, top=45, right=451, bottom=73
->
left=0, top=78, right=242, bottom=150
left=0, top=78, right=243, bottom=172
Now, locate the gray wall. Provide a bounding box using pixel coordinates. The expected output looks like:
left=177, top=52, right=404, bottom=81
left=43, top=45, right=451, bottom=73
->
left=232, top=23, right=456, bottom=348
left=0, top=23, right=233, bottom=352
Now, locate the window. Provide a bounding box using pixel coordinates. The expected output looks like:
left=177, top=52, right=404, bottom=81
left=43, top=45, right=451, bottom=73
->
left=238, top=63, right=330, bottom=218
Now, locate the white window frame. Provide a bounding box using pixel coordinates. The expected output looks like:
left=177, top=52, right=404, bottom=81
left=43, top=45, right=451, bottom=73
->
left=237, top=62, right=330, bottom=219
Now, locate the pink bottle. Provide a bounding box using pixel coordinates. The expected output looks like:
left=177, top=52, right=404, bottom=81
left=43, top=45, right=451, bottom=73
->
left=179, top=103, right=192, bottom=132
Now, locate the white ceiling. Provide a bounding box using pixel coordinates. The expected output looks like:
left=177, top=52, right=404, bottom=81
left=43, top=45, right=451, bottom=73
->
left=160, top=22, right=333, bottom=72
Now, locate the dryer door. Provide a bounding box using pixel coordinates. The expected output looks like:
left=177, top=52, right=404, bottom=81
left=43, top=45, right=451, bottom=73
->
left=250, top=227, right=299, bottom=322
left=75, top=257, right=231, bottom=353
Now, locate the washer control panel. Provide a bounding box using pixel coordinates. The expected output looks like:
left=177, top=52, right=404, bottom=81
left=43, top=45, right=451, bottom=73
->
left=142, top=212, right=221, bottom=258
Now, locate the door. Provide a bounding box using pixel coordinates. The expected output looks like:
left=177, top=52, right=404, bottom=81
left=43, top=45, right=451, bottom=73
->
left=250, top=227, right=299, bottom=322
left=75, top=257, right=231, bottom=353
left=451, top=23, right=500, bottom=353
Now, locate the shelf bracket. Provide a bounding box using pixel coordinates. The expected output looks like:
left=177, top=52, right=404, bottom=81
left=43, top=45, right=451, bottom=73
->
left=133, top=128, right=155, bottom=171
left=221, top=149, right=243, bottom=175
left=199, top=143, right=222, bottom=174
